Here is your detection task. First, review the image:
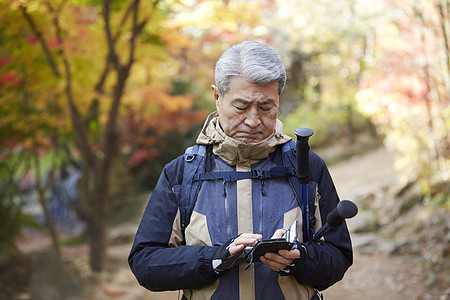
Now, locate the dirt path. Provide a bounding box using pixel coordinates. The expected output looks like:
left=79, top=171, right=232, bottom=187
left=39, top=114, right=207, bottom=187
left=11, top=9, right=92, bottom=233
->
left=82, top=147, right=445, bottom=300
left=322, top=147, right=429, bottom=299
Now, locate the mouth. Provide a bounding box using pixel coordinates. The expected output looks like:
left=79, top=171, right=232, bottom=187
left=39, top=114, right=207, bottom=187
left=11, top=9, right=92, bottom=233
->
left=234, top=132, right=264, bottom=143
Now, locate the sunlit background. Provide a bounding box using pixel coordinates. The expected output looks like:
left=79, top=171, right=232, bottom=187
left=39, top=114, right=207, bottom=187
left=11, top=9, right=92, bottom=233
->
left=0, top=0, right=448, bottom=299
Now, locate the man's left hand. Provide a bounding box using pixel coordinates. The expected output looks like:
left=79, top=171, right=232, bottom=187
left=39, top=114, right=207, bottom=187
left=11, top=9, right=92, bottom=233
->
left=260, top=229, right=300, bottom=272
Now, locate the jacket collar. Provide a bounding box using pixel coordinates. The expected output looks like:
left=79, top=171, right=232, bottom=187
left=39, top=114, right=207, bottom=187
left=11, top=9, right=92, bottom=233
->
left=196, top=112, right=291, bottom=165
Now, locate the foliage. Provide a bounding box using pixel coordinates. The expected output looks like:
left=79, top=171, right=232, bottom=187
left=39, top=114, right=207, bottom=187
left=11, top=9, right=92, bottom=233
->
left=0, top=151, right=29, bottom=258
left=0, top=2, right=72, bottom=258
left=262, top=0, right=380, bottom=145
left=124, top=0, right=278, bottom=186
left=356, top=0, right=450, bottom=195
left=165, top=0, right=273, bottom=94
left=259, top=0, right=448, bottom=198
left=0, top=0, right=218, bottom=271
left=121, top=81, right=208, bottom=174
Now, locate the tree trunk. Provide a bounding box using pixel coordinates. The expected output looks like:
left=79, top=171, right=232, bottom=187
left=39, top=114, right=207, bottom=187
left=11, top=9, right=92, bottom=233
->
left=346, top=104, right=355, bottom=145
left=37, top=189, right=61, bottom=257
left=88, top=191, right=108, bottom=272
left=78, top=160, right=109, bottom=272
left=33, top=149, right=61, bottom=258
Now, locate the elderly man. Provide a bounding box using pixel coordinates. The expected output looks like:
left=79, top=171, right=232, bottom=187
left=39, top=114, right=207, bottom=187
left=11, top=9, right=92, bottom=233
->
left=128, top=41, right=353, bottom=300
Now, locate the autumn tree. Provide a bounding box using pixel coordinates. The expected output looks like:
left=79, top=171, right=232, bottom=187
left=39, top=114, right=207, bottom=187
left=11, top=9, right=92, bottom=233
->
left=2, top=0, right=219, bottom=272
left=0, top=6, right=73, bottom=258
left=2, top=0, right=161, bottom=272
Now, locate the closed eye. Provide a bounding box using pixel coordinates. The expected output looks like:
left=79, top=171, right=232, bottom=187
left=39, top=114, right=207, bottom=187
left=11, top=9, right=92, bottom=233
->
left=233, top=99, right=251, bottom=111
left=259, top=99, right=276, bottom=111
left=259, top=105, right=272, bottom=111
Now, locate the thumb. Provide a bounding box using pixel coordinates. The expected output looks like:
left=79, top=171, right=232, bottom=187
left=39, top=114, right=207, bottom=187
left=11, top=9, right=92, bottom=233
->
left=271, top=229, right=286, bottom=239
left=229, top=243, right=244, bottom=255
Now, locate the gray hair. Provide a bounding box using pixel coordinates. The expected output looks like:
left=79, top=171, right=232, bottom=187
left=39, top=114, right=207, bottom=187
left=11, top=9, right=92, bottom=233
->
left=214, top=41, right=286, bottom=97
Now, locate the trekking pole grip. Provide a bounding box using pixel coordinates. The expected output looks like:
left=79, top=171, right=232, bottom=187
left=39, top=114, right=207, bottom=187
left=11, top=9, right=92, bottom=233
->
left=294, top=128, right=314, bottom=184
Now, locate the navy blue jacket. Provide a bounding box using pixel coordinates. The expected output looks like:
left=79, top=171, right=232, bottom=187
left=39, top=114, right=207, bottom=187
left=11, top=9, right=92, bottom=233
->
left=128, top=142, right=353, bottom=298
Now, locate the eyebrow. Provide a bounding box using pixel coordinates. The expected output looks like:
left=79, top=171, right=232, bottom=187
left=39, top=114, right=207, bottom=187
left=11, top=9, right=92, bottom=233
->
left=232, top=98, right=275, bottom=105
left=232, top=98, right=251, bottom=105
left=259, top=99, right=275, bottom=105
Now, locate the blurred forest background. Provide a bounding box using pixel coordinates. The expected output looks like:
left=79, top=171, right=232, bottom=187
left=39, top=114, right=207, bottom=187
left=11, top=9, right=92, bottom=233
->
left=0, top=0, right=448, bottom=299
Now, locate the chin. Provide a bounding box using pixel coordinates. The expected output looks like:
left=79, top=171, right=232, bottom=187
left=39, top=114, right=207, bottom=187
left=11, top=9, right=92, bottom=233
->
left=236, top=136, right=264, bottom=143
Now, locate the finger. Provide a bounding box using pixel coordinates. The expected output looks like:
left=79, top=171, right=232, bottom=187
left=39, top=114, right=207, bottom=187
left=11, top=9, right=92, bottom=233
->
left=233, top=233, right=262, bottom=247
left=260, top=255, right=286, bottom=272
left=263, top=252, right=292, bottom=266
left=239, top=233, right=263, bottom=240
left=278, top=249, right=301, bottom=260
left=260, top=249, right=301, bottom=272
left=271, top=229, right=286, bottom=239
left=228, top=243, right=245, bottom=255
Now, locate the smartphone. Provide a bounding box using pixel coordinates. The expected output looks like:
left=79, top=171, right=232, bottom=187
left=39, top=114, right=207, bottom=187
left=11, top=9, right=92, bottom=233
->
left=244, top=220, right=299, bottom=265
left=245, top=239, right=294, bottom=263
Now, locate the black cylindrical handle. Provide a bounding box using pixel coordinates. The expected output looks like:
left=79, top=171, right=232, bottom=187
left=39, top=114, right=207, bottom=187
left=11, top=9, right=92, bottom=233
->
left=326, top=200, right=358, bottom=227
left=295, top=128, right=314, bottom=184
left=313, top=200, right=358, bottom=242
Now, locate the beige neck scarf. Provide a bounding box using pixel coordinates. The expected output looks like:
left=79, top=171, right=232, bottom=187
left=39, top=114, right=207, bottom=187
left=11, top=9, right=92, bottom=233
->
left=196, top=112, right=292, bottom=166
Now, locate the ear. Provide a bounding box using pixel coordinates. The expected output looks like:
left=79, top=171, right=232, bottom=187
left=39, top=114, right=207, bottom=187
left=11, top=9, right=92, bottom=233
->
left=211, top=85, right=220, bottom=109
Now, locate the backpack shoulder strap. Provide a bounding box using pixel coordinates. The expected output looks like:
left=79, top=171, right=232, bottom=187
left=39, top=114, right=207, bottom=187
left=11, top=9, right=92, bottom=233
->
left=180, top=144, right=206, bottom=235
left=281, top=139, right=297, bottom=154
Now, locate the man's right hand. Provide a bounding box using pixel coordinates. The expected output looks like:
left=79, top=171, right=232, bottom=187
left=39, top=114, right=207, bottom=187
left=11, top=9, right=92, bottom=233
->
left=228, top=233, right=262, bottom=255
left=212, top=233, right=262, bottom=273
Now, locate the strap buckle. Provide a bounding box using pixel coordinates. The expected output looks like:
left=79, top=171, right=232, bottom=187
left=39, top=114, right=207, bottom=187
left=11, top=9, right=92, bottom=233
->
left=251, top=169, right=264, bottom=179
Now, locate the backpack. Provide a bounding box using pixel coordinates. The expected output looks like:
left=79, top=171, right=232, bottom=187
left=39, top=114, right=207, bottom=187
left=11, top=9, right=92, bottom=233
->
left=179, top=141, right=316, bottom=242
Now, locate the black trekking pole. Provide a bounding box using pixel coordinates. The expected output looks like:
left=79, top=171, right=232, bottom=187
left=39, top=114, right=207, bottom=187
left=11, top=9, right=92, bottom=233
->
left=294, top=128, right=314, bottom=242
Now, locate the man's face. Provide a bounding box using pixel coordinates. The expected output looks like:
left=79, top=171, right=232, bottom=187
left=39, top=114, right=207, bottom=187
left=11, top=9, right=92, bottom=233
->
left=213, top=77, right=280, bottom=143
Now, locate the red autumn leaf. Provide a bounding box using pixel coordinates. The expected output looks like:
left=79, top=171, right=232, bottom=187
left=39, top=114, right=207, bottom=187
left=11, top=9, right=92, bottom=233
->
left=48, top=37, right=59, bottom=48
left=126, top=148, right=159, bottom=169
left=1, top=72, right=21, bottom=87
left=26, top=34, right=39, bottom=45
left=0, top=56, right=12, bottom=68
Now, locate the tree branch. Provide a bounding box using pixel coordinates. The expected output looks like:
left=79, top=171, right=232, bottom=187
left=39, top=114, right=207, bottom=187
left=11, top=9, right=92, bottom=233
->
left=95, top=0, right=144, bottom=93
left=102, top=0, right=120, bottom=69
left=126, top=0, right=140, bottom=68
left=20, top=5, right=60, bottom=78
left=85, top=98, right=100, bottom=126
left=437, top=1, right=450, bottom=75
left=46, top=1, right=95, bottom=166
left=126, top=0, right=158, bottom=69
left=100, top=0, right=153, bottom=183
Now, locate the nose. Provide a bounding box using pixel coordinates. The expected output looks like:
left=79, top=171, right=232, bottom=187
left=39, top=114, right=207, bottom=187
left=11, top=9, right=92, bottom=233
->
left=244, top=108, right=261, bottom=128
